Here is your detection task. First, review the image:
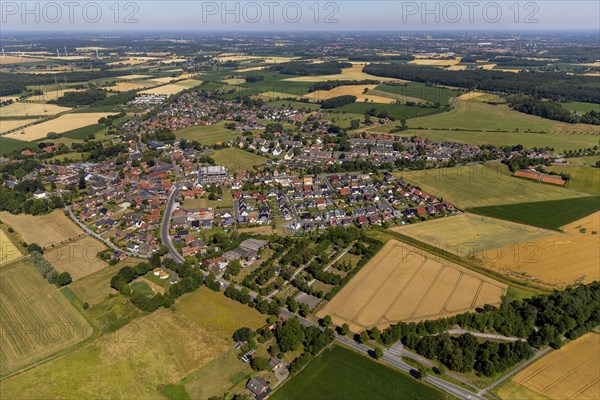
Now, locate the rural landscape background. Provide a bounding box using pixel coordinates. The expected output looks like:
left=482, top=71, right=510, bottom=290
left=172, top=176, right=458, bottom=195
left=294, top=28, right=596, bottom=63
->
left=0, top=2, right=599, bottom=400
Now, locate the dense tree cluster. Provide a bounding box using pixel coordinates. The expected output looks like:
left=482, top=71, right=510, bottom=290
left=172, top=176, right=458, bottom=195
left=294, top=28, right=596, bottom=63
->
left=50, top=89, right=108, bottom=106
left=508, top=95, right=600, bottom=125
left=0, top=179, right=64, bottom=215
left=363, top=63, right=600, bottom=103
left=371, top=282, right=599, bottom=375
left=271, top=61, right=352, bottom=76
left=71, top=141, right=128, bottom=162
left=320, top=95, right=357, bottom=109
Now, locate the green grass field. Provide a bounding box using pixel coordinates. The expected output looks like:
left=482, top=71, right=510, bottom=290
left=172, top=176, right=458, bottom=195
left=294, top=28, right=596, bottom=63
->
left=398, top=164, right=590, bottom=209
left=174, top=122, right=241, bottom=145
left=371, top=128, right=600, bottom=152
left=0, top=262, right=92, bottom=377
left=61, top=123, right=106, bottom=139
left=562, top=101, right=600, bottom=114
left=336, top=102, right=443, bottom=120
left=546, top=165, right=600, bottom=195
left=0, top=137, right=35, bottom=156
left=271, top=345, right=449, bottom=400
left=468, top=196, right=600, bottom=230
left=211, top=147, right=269, bottom=173
left=376, top=82, right=457, bottom=104
left=408, top=101, right=554, bottom=132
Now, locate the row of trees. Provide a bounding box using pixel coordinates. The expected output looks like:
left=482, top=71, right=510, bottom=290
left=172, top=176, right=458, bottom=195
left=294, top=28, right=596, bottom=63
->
left=30, top=250, right=72, bottom=287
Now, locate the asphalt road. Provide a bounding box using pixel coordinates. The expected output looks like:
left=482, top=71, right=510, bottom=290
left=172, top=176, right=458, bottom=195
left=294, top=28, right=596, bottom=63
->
left=65, top=206, right=149, bottom=258
left=278, top=310, right=484, bottom=400
left=160, top=185, right=184, bottom=264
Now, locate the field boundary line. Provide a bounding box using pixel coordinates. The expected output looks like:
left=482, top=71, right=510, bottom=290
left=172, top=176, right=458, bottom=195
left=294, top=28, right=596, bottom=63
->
left=379, top=256, right=427, bottom=324
left=348, top=244, right=397, bottom=322
left=408, top=264, right=445, bottom=320
left=566, top=377, right=600, bottom=400
left=469, top=281, right=485, bottom=309
left=441, top=272, right=464, bottom=314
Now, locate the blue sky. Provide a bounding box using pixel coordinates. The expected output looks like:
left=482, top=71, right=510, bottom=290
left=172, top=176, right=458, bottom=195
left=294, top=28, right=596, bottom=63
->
left=1, top=1, right=599, bottom=31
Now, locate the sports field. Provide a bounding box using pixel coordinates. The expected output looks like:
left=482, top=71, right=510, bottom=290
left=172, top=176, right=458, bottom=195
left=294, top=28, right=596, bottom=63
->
left=397, top=164, right=589, bottom=209
left=3, top=112, right=112, bottom=141
left=481, top=212, right=600, bottom=287
left=211, top=147, right=269, bottom=173
left=0, top=102, right=71, bottom=117
left=0, top=230, right=22, bottom=265
left=504, top=333, right=600, bottom=400
left=0, top=210, right=83, bottom=248
left=0, top=262, right=92, bottom=376
left=318, top=240, right=507, bottom=332
left=44, top=237, right=108, bottom=281
left=392, top=213, right=551, bottom=257
left=174, top=121, right=241, bottom=144
left=0, top=308, right=230, bottom=399
left=271, top=345, right=448, bottom=400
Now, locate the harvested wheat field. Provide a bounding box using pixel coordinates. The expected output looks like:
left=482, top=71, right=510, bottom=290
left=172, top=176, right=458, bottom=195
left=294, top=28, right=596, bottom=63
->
left=318, top=240, right=507, bottom=332
left=0, top=230, right=21, bottom=265
left=0, top=119, right=38, bottom=134
left=27, top=89, right=84, bottom=103
left=116, top=74, right=151, bottom=80
left=0, top=56, right=42, bottom=64
left=0, top=262, right=92, bottom=376
left=0, top=102, right=71, bottom=117
left=284, top=65, right=396, bottom=83
left=4, top=112, right=111, bottom=141
left=480, top=212, right=600, bottom=288
left=104, top=81, right=155, bottom=92
left=0, top=210, right=83, bottom=248
left=392, top=213, right=551, bottom=257
left=508, top=333, right=600, bottom=400
left=140, top=79, right=201, bottom=95
left=44, top=237, right=108, bottom=281
left=150, top=76, right=177, bottom=84
left=303, top=84, right=397, bottom=104
left=410, top=57, right=461, bottom=67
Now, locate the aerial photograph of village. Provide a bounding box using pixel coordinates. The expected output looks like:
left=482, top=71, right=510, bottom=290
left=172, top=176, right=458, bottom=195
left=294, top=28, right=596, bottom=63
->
left=0, top=1, right=598, bottom=399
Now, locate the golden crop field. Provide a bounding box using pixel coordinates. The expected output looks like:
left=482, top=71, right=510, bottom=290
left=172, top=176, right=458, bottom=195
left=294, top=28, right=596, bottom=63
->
left=283, top=65, right=396, bottom=83
left=3, top=112, right=111, bottom=141
left=103, top=81, right=156, bottom=92
left=0, top=56, right=42, bottom=64
left=0, top=210, right=83, bottom=248
left=26, top=89, right=84, bottom=102
left=0, top=119, right=38, bottom=134
left=392, top=213, right=551, bottom=257
left=150, top=76, right=176, bottom=84
left=303, top=84, right=398, bottom=104
left=140, top=79, right=201, bottom=95
left=507, top=333, right=600, bottom=400
left=0, top=102, right=71, bottom=117
left=44, top=237, right=108, bottom=281
left=481, top=212, right=600, bottom=287
left=0, top=262, right=92, bottom=376
left=115, top=74, right=151, bottom=80
left=0, top=230, right=21, bottom=265
left=1, top=290, right=266, bottom=399
left=409, top=57, right=461, bottom=67
left=318, top=240, right=507, bottom=332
